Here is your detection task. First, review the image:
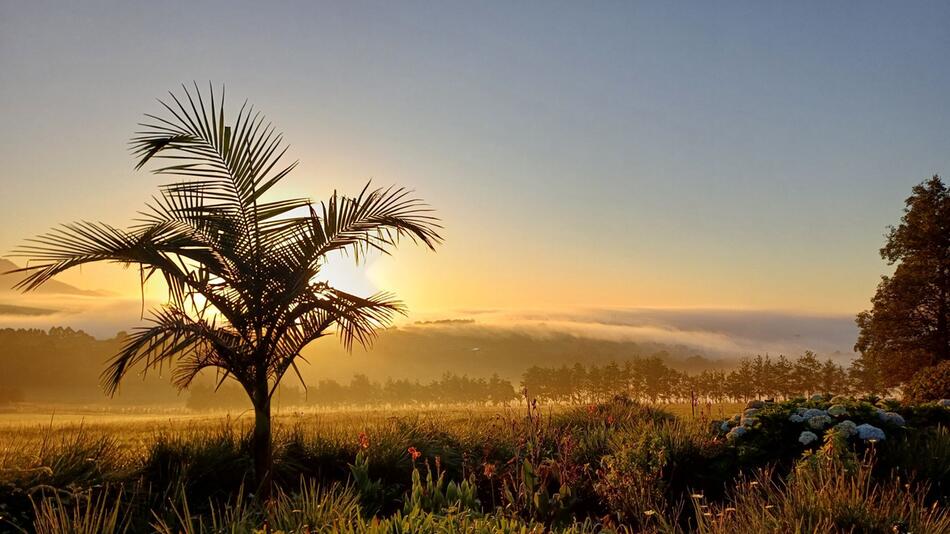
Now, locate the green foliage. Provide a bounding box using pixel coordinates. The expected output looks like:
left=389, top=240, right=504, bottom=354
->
left=694, top=452, right=950, bottom=534
left=403, top=462, right=480, bottom=515
left=139, top=427, right=252, bottom=507
left=347, top=450, right=387, bottom=515
left=0, top=429, right=126, bottom=529
left=594, top=419, right=729, bottom=530
left=855, top=175, right=950, bottom=387
left=902, top=360, right=950, bottom=404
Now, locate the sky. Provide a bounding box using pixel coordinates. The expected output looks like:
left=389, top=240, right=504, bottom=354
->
left=1, top=1, right=949, bottom=336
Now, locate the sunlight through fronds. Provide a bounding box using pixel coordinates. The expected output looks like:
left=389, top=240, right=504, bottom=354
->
left=7, top=83, right=442, bottom=400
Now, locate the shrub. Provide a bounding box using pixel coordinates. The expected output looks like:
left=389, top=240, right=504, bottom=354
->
left=594, top=419, right=729, bottom=529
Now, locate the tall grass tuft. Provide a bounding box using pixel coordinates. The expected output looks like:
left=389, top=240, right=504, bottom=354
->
left=693, top=454, right=950, bottom=533
left=31, top=486, right=129, bottom=534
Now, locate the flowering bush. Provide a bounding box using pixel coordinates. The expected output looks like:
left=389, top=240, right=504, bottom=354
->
left=713, top=395, right=917, bottom=468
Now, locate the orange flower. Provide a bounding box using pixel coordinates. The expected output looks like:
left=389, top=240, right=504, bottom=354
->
left=408, top=446, right=421, bottom=461
left=483, top=462, right=496, bottom=478
left=358, top=432, right=370, bottom=450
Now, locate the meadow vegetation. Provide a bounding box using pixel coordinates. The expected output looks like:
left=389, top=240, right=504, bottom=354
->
left=1, top=395, right=948, bottom=533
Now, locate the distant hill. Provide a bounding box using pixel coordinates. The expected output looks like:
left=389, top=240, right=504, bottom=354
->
left=0, top=259, right=104, bottom=296
left=298, top=324, right=732, bottom=384
left=0, top=325, right=734, bottom=405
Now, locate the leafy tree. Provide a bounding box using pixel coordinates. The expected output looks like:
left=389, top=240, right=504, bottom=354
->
left=855, top=176, right=950, bottom=386
left=902, top=360, right=950, bottom=403
left=8, top=84, right=441, bottom=495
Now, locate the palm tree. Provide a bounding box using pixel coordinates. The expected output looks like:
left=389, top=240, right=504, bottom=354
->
left=8, top=84, right=442, bottom=495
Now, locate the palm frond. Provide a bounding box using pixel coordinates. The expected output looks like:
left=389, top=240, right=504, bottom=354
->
left=101, top=307, right=241, bottom=394
left=14, top=84, right=441, bottom=402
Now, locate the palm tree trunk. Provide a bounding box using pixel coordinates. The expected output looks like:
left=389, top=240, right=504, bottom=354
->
left=252, top=387, right=272, bottom=499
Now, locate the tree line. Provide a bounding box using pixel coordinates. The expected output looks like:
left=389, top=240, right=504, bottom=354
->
left=187, top=372, right=520, bottom=410
left=185, top=351, right=875, bottom=410
left=521, top=352, right=857, bottom=404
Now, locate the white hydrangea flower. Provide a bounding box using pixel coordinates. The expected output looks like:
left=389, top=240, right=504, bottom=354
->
left=808, top=415, right=833, bottom=429
left=830, top=395, right=849, bottom=404
left=856, top=424, right=886, bottom=441
left=835, top=420, right=858, bottom=437
left=726, top=426, right=747, bottom=441
left=939, top=399, right=950, bottom=407
left=798, top=431, right=818, bottom=445
left=788, top=414, right=805, bottom=423
left=802, top=408, right=827, bottom=420
left=827, top=404, right=848, bottom=417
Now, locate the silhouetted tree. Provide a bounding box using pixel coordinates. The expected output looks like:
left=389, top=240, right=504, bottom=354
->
left=8, top=84, right=441, bottom=496
left=855, top=176, right=950, bottom=387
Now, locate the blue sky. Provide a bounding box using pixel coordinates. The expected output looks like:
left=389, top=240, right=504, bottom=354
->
left=1, top=1, right=948, bottom=319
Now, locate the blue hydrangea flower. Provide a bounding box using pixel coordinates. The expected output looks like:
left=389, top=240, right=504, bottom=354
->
left=880, top=411, right=905, bottom=427
left=856, top=424, right=886, bottom=441
left=808, top=415, right=833, bottom=429
left=789, top=414, right=805, bottom=423
left=726, top=426, right=747, bottom=441
left=798, top=431, right=818, bottom=445
left=802, top=408, right=827, bottom=420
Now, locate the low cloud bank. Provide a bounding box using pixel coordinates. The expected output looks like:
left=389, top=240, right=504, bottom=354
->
left=0, top=289, right=859, bottom=362
left=408, top=308, right=858, bottom=360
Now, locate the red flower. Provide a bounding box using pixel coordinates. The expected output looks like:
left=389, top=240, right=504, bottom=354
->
left=358, top=432, right=370, bottom=450
left=408, top=446, right=421, bottom=461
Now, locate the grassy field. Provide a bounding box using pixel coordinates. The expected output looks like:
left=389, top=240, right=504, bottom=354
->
left=0, top=398, right=947, bottom=533
left=0, top=401, right=741, bottom=453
